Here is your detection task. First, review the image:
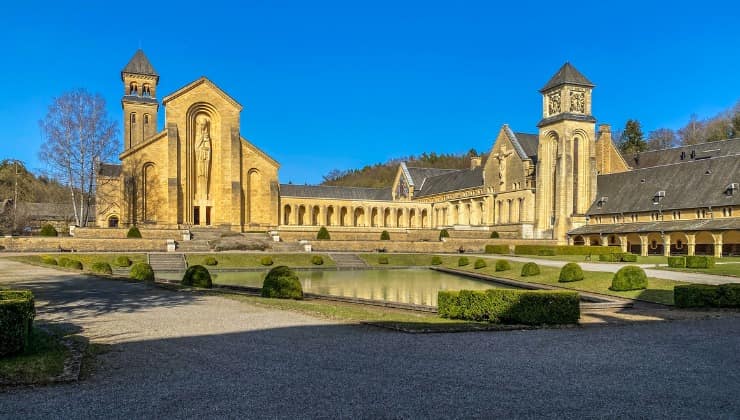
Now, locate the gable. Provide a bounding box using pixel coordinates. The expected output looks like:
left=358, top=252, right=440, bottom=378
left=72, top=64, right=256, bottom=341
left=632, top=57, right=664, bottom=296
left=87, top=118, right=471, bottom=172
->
left=162, top=77, right=242, bottom=111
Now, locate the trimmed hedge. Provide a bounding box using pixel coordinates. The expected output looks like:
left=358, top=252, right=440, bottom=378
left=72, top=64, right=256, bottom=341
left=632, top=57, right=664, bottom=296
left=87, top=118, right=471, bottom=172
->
left=0, top=290, right=36, bottom=357
left=182, top=265, right=212, bottom=288
left=114, top=256, right=132, bottom=267
left=126, top=226, right=142, bottom=238
left=439, top=229, right=450, bottom=240
left=91, top=262, right=113, bottom=275
left=431, top=256, right=443, bottom=266
left=485, top=244, right=509, bottom=254
left=558, top=263, right=584, bottom=283
left=458, top=256, right=469, bottom=267
left=610, top=266, right=647, bottom=291
left=203, top=256, right=218, bottom=266
left=538, top=249, right=556, bottom=256
left=674, top=284, right=740, bottom=308
left=515, top=245, right=621, bottom=256
left=495, top=260, right=511, bottom=272
left=599, top=253, right=624, bottom=262
left=316, top=227, right=330, bottom=240
left=130, top=263, right=154, bottom=282
left=686, top=256, right=715, bottom=269
left=667, top=256, right=686, bottom=268
left=57, top=257, right=71, bottom=267
left=380, top=230, right=390, bottom=240
left=438, top=289, right=580, bottom=325
left=260, top=256, right=274, bottom=266
left=39, top=224, right=58, bottom=237
left=378, top=256, right=389, bottom=265
left=66, top=260, right=83, bottom=270
left=490, top=231, right=500, bottom=239
left=261, top=266, right=303, bottom=299
left=474, top=259, right=487, bottom=269
left=521, top=262, right=541, bottom=277
left=41, top=256, right=57, bottom=265
left=311, top=255, right=324, bottom=265
left=622, top=253, right=638, bottom=262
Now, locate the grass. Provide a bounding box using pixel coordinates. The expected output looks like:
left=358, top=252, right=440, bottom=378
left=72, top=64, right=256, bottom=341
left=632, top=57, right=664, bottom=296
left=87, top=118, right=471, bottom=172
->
left=0, top=327, right=68, bottom=384
left=5, top=253, right=147, bottom=271
left=186, top=253, right=336, bottom=268
left=358, top=253, right=454, bottom=267
left=527, top=254, right=669, bottom=265
left=658, top=263, right=740, bottom=278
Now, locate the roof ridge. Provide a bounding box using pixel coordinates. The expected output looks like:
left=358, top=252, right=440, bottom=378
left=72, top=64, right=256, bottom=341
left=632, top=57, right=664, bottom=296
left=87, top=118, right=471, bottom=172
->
left=603, top=152, right=740, bottom=175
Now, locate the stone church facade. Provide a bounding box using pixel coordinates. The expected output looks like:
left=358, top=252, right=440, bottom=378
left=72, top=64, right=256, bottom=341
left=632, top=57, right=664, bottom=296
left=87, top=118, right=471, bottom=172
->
left=97, top=51, right=738, bottom=253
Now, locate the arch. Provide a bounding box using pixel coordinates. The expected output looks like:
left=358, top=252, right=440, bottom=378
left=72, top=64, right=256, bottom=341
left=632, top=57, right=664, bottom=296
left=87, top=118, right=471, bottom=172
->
left=283, top=204, right=292, bottom=225
left=587, top=235, right=600, bottom=246
left=646, top=232, right=664, bottom=255
left=507, top=199, right=513, bottom=224
left=371, top=208, right=379, bottom=227
left=353, top=207, right=365, bottom=227
left=518, top=198, right=525, bottom=222
left=311, top=205, right=320, bottom=226
left=142, top=83, right=151, bottom=97
left=408, top=209, right=416, bottom=228
left=669, top=231, right=689, bottom=255
left=297, top=205, right=307, bottom=225
left=339, top=207, right=349, bottom=226
left=142, top=162, right=157, bottom=223
left=421, top=209, right=428, bottom=228
left=107, top=215, right=119, bottom=228
left=185, top=103, right=220, bottom=214
left=396, top=209, right=404, bottom=228
left=723, top=230, right=740, bottom=256
left=695, top=231, right=715, bottom=255
left=129, top=112, right=137, bottom=148
left=573, top=235, right=585, bottom=246
left=246, top=169, right=260, bottom=224
left=383, top=208, right=391, bottom=227
left=325, top=206, right=334, bottom=226
left=497, top=200, right=503, bottom=224
left=129, top=82, right=138, bottom=95
left=450, top=205, right=458, bottom=225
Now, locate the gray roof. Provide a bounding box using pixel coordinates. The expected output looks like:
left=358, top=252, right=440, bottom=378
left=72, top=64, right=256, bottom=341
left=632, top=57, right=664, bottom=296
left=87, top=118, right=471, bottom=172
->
left=502, top=126, right=539, bottom=162
left=280, top=184, right=392, bottom=201
left=586, top=154, right=740, bottom=215
left=540, top=62, right=594, bottom=92
left=98, top=163, right=122, bottom=178
left=406, top=166, right=459, bottom=187
left=625, top=137, right=740, bottom=169
left=415, top=167, right=484, bottom=197
left=537, top=113, right=597, bottom=128
left=121, top=49, right=158, bottom=78
left=17, top=202, right=94, bottom=221
left=569, top=218, right=740, bottom=236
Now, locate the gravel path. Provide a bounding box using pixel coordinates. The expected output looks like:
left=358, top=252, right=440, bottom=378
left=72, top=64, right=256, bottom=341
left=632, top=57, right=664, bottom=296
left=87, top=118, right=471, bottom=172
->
left=1, top=259, right=739, bottom=418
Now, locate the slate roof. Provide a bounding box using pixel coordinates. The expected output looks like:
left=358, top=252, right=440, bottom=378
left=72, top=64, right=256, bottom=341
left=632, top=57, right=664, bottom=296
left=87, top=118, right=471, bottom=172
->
left=280, top=184, right=392, bottom=201
left=414, top=167, right=484, bottom=198
left=17, top=202, right=93, bottom=222
left=624, top=137, right=740, bottom=169
left=540, top=62, right=594, bottom=92
left=586, top=154, right=740, bottom=215
left=405, top=166, right=459, bottom=187
left=98, top=163, right=122, bottom=178
left=569, top=218, right=739, bottom=235
left=121, top=49, right=158, bottom=77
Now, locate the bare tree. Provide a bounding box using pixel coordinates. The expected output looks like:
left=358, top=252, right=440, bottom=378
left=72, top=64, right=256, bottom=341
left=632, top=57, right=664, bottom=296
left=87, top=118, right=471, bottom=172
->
left=39, top=90, right=118, bottom=226
left=646, top=128, right=677, bottom=150
left=678, top=114, right=706, bottom=145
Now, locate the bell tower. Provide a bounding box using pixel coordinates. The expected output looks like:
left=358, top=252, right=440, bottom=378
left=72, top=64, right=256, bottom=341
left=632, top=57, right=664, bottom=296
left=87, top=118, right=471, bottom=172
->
left=121, top=49, right=159, bottom=151
left=534, top=62, right=597, bottom=242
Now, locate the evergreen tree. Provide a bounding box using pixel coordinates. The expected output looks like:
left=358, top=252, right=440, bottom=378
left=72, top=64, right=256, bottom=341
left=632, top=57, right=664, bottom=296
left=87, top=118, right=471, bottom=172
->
left=619, top=119, right=647, bottom=155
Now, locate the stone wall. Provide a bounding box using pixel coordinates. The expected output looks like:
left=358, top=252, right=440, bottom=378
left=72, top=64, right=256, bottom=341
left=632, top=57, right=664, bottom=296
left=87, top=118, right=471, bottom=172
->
left=277, top=226, right=522, bottom=242
left=0, top=237, right=166, bottom=252
left=73, top=227, right=184, bottom=240
left=310, top=238, right=557, bottom=253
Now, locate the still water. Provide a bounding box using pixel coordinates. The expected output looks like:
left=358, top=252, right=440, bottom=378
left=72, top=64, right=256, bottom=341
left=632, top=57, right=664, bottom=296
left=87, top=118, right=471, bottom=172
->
left=166, top=269, right=514, bottom=306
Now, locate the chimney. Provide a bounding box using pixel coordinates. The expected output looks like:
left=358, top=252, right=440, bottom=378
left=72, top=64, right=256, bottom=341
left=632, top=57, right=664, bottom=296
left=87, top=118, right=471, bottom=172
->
left=470, top=156, right=482, bottom=169
left=598, top=123, right=611, bottom=134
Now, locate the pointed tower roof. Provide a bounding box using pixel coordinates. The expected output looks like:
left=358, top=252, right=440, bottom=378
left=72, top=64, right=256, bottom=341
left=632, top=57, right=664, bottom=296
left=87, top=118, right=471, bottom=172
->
left=540, top=62, right=593, bottom=92
left=121, top=49, right=158, bottom=81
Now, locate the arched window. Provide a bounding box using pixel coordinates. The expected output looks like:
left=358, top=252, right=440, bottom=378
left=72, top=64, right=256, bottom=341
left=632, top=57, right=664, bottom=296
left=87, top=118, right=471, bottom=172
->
left=130, top=113, right=136, bottom=124
left=129, top=82, right=138, bottom=95
left=142, top=84, right=151, bottom=97
left=144, top=114, right=149, bottom=124
left=107, top=215, right=119, bottom=228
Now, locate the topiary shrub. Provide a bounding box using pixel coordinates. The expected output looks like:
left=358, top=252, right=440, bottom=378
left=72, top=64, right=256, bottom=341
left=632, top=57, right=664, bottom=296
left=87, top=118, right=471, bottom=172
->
left=474, top=259, right=487, bottom=269
left=521, top=262, right=540, bottom=277
left=380, top=230, right=390, bottom=240
left=91, top=262, right=113, bottom=275
left=260, top=256, right=274, bottom=266
left=41, top=256, right=57, bottom=265
left=667, top=256, right=686, bottom=268
left=490, top=231, right=500, bottom=239
left=621, top=253, right=638, bottom=262
left=431, top=256, right=442, bottom=266
left=316, top=226, right=331, bottom=241
left=181, top=265, right=212, bottom=288
left=674, top=284, right=740, bottom=308
left=311, top=255, right=324, bottom=265
left=126, top=226, right=142, bottom=238
left=495, top=259, right=511, bottom=272
left=66, top=260, right=83, bottom=270
left=610, top=265, right=648, bottom=291
left=261, top=266, right=303, bottom=299
left=203, top=256, right=218, bottom=266
left=57, top=257, right=71, bottom=267
left=39, top=224, right=58, bottom=237
left=114, top=255, right=132, bottom=267
left=378, top=256, right=389, bottom=265
left=537, top=249, right=556, bottom=256
left=599, top=253, right=625, bottom=262
left=458, top=256, right=469, bottom=267
left=485, top=244, right=509, bottom=254
left=130, top=262, right=154, bottom=282
left=439, top=229, right=450, bottom=241
left=558, top=262, right=584, bottom=283
left=686, top=256, right=715, bottom=269
left=0, top=290, right=35, bottom=357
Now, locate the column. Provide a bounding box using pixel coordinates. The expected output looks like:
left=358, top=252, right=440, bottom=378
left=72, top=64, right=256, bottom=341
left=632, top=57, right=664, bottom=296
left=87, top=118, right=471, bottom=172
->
left=619, top=235, right=628, bottom=253
left=687, top=233, right=696, bottom=256
left=663, top=233, right=671, bottom=257
left=713, top=232, right=723, bottom=258
left=639, top=234, right=649, bottom=257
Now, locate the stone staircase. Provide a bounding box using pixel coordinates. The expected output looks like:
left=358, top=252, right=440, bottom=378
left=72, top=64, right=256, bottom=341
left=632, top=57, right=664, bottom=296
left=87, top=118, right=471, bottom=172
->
left=329, top=253, right=368, bottom=269
left=148, top=253, right=187, bottom=272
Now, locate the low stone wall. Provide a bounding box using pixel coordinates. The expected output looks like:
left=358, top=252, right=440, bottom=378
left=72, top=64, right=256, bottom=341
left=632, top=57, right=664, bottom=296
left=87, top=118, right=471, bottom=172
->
left=278, top=227, right=522, bottom=242
left=73, top=228, right=184, bottom=240
left=0, top=237, right=167, bottom=252
left=310, top=238, right=557, bottom=253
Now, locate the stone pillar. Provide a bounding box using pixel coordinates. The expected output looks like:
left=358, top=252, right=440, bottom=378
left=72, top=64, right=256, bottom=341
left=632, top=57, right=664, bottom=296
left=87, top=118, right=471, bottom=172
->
left=601, top=235, right=609, bottom=246
left=687, top=233, right=696, bottom=256
left=619, top=235, right=628, bottom=253
left=663, top=233, right=671, bottom=257
left=713, top=232, right=723, bottom=258
left=321, top=205, right=327, bottom=226
left=307, top=206, right=314, bottom=226
left=639, top=234, right=649, bottom=257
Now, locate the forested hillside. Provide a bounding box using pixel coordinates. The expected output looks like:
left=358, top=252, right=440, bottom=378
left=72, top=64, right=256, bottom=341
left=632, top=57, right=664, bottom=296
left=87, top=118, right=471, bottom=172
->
left=0, top=160, right=68, bottom=203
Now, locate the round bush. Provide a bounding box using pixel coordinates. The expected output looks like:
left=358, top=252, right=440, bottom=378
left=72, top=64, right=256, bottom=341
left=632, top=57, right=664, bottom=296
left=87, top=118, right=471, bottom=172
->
left=458, top=256, right=469, bottom=267
left=495, top=260, right=511, bottom=272
left=439, top=229, right=450, bottom=240
left=91, top=262, right=113, bottom=275
left=311, top=255, right=324, bottom=265
left=316, top=226, right=331, bottom=240
left=41, top=256, right=57, bottom=265
left=559, top=262, right=584, bottom=283
left=57, top=257, right=71, bottom=267
left=380, top=230, right=390, bottom=240
left=203, top=256, right=218, bottom=266
left=490, top=231, right=500, bottom=239
left=66, top=260, right=83, bottom=270
left=378, top=256, right=389, bottom=265
left=130, top=262, right=154, bottom=282
left=520, top=262, right=541, bottom=277
left=126, top=226, right=142, bottom=238
left=610, top=265, right=648, bottom=291
left=261, top=266, right=303, bottom=299
left=474, top=259, right=487, bottom=269
left=114, top=255, right=132, bottom=267
left=182, top=265, right=212, bottom=288
left=39, top=224, right=58, bottom=237
left=260, top=256, right=274, bottom=266
left=431, top=256, right=442, bottom=266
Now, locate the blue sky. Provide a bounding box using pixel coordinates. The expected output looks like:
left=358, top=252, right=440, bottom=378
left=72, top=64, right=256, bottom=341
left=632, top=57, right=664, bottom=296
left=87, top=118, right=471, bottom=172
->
left=3, top=0, right=740, bottom=184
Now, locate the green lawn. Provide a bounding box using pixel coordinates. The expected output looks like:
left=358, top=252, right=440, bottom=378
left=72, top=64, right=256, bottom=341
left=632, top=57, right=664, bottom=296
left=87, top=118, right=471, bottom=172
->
left=514, top=254, right=668, bottom=265
left=658, top=262, right=740, bottom=278
left=186, top=253, right=335, bottom=268
left=0, top=327, right=68, bottom=384
left=358, top=253, right=448, bottom=267
left=6, top=253, right=147, bottom=270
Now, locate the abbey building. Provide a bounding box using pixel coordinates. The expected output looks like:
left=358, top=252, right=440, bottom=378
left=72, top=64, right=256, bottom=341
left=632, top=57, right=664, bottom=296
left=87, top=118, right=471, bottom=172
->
left=97, top=50, right=738, bottom=255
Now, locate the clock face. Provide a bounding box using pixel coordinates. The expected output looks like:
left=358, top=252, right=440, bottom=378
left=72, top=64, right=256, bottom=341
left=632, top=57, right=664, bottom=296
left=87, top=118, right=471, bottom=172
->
left=548, top=91, right=561, bottom=115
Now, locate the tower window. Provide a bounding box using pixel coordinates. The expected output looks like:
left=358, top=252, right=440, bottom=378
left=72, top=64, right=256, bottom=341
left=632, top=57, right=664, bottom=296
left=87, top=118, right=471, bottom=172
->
left=130, top=113, right=136, bottom=124
left=144, top=114, right=149, bottom=124
left=129, top=82, right=138, bottom=95
left=142, top=84, right=151, bottom=97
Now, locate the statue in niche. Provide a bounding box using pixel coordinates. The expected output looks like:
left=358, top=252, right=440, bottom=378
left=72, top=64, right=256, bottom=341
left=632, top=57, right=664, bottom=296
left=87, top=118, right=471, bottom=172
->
left=195, top=115, right=212, bottom=199
left=548, top=92, right=561, bottom=115
left=570, top=91, right=585, bottom=113
left=492, top=144, right=513, bottom=186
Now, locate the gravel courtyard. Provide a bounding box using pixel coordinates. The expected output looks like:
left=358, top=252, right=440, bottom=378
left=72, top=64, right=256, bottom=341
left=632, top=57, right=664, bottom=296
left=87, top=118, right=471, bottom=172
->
left=1, top=259, right=739, bottom=419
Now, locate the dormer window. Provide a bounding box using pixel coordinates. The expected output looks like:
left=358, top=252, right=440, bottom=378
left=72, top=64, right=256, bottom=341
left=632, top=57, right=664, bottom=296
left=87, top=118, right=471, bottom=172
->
left=726, top=183, right=739, bottom=196
left=596, top=196, right=608, bottom=209
left=653, top=190, right=665, bottom=205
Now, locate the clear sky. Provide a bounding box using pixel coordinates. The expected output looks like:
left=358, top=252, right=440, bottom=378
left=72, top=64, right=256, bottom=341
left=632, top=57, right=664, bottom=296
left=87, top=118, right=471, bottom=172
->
left=3, top=0, right=739, bottom=185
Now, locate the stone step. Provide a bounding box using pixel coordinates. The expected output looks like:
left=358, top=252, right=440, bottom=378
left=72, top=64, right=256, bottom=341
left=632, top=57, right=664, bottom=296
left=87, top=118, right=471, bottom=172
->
left=148, top=253, right=187, bottom=272
left=176, top=240, right=211, bottom=252
left=328, top=253, right=367, bottom=268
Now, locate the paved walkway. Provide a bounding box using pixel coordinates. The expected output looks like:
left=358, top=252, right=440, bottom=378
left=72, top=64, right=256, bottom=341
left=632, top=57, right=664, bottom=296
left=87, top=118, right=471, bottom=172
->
left=1, top=259, right=739, bottom=418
